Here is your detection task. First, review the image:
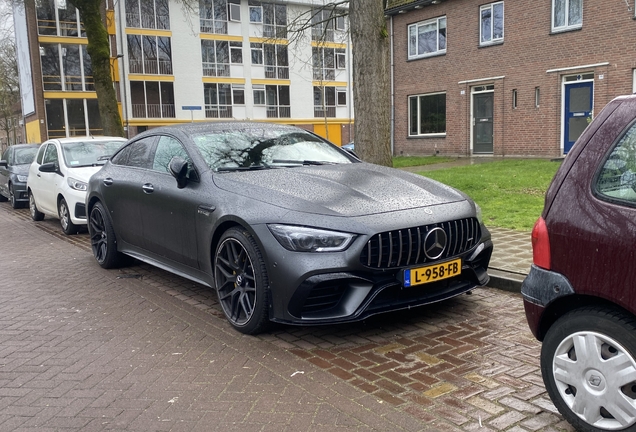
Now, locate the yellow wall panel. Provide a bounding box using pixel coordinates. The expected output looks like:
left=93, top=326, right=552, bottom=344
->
left=314, top=123, right=341, bottom=145
left=25, top=120, right=42, bottom=144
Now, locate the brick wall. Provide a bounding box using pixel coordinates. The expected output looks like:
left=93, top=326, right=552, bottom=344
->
left=389, top=0, right=636, bottom=157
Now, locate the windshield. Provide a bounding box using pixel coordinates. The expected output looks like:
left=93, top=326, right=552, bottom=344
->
left=13, top=147, right=38, bottom=165
left=61, top=140, right=125, bottom=167
left=191, top=128, right=352, bottom=171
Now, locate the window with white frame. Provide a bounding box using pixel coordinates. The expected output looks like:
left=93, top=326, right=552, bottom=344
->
left=480, top=2, right=503, bottom=45
left=314, top=86, right=336, bottom=117
left=251, top=43, right=263, bottom=64
left=253, top=85, right=265, bottom=105
left=228, top=0, right=240, bottom=22
left=201, top=39, right=230, bottom=77
left=408, top=16, right=447, bottom=60
left=204, top=83, right=233, bottom=118
left=199, top=0, right=227, bottom=34
left=337, top=88, right=347, bottom=106
left=312, top=47, right=345, bottom=80
left=249, top=1, right=262, bottom=22
left=552, top=0, right=582, bottom=32
left=409, top=92, right=446, bottom=136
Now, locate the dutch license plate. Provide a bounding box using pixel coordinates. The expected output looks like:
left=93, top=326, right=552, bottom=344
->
left=403, top=258, right=462, bottom=288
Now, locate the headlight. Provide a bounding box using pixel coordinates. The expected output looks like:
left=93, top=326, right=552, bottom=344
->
left=67, top=177, right=87, bottom=191
left=268, top=224, right=356, bottom=252
left=16, top=175, right=27, bottom=182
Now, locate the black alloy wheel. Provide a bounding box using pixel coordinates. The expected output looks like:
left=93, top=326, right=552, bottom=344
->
left=89, top=201, right=122, bottom=269
left=58, top=198, right=78, bottom=235
left=541, top=307, right=636, bottom=432
left=214, top=228, right=270, bottom=335
left=29, top=191, right=44, bottom=221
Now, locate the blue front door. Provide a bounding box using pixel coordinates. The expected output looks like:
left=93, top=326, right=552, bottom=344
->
left=564, top=81, right=593, bottom=154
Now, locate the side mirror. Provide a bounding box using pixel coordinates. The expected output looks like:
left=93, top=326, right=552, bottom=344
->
left=39, top=162, right=58, bottom=173
left=169, top=156, right=188, bottom=189
left=0, top=160, right=7, bottom=168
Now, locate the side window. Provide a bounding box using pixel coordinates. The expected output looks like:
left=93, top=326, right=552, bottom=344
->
left=36, top=144, right=47, bottom=164
left=111, top=137, right=155, bottom=169
left=42, top=144, right=59, bottom=164
left=552, top=0, right=582, bottom=33
left=1, top=149, right=8, bottom=163
left=596, top=122, right=636, bottom=204
left=152, top=135, right=198, bottom=180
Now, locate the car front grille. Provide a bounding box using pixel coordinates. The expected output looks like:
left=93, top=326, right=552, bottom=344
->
left=360, top=218, right=481, bottom=269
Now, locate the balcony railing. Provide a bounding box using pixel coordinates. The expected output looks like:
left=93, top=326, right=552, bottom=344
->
left=200, top=19, right=227, bottom=34
left=128, top=59, right=173, bottom=75
left=263, top=25, right=287, bottom=39
left=132, top=103, right=175, bottom=118
left=266, top=106, right=291, bottom=118
left=314, top=107, right=336, bottom=118
left=205, top=105, right=233, bottom=118
left=264, top=66, right=289, bottom=80
left=202, top=63, right=230, bottom=77
left=313, top=69, right=335, bottom=81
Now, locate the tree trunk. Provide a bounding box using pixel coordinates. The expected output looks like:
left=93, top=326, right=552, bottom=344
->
left=68, top=0, right=124, bottom=137
left=349, top=0, right=392, bottom=167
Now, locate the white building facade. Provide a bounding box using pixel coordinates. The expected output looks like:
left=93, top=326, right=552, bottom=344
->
left=18, top=0, right=354, bottom=145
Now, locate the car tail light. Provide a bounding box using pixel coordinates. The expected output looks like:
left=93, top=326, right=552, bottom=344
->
left=531, top=217, right=551, bottom=270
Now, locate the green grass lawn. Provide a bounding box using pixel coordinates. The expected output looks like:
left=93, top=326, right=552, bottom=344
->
left=417, top=159, right=562, bottom=231
left=392, top=155, right=456, bottom=168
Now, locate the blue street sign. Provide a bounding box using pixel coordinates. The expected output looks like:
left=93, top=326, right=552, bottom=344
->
left=182, top=106, right=202, bottom=110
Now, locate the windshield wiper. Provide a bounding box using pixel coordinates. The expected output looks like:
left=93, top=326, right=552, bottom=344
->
left=216, top=164, right=269, bottom=172
left=272, top=159, right=334, bottom=166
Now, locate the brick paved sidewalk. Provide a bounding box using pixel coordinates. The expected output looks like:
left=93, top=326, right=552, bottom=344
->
left=0, top=203, right=573, bottom=431
left=0, top=205, right=421, bottom=431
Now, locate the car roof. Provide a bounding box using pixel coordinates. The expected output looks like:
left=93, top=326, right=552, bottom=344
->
left=47, top=136, right=127, bottom=144
left=7, top=144, right=40, bottom=149
left=134, top=121, right=305, bottom=139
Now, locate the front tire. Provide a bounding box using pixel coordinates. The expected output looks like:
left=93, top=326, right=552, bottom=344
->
left=541, top=307, right=636, bottom=432
left=9, top=184, right=19, bottom=209
left=59, top=198, right=78, bottom=235
left=88, top=201, right=122, bottom=269
left=214, top=227, right=270, bottom=335
left=29, top=191, right=44, bottom=221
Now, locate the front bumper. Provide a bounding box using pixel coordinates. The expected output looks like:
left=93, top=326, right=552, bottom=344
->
left=260, top=224, right=493, bottom=326
left=12, top=181, right=29, bottom=203
left=62, top=187, right=89, bottom=225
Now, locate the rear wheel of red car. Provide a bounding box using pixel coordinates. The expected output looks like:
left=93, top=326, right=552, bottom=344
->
left=541, top=307, right=636, bottom=432
left=214, top=228, right=270, bottom=335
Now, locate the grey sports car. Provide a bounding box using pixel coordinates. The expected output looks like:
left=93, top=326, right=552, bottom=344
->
left=86, top=122, right=492, bottom=334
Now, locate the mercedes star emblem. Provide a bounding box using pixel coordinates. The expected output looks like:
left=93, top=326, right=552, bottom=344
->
left=424, top=227, right=447, bottom=260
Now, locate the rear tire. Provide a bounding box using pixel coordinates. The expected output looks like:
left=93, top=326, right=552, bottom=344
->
left=29, top=191, right=44, bottom=221
left=59, top=198, right=78, bottom=235
left=214, top=227, right=270, bottom=335
left=88, top=201, right=122, bottom=269
left=541, top=307, right=636, bottom=432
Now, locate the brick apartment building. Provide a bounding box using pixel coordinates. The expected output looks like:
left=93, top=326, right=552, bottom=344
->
left=385, top=0, right=636, bottom=157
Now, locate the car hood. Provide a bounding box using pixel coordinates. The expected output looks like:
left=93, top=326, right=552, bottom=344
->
left=11, top=164, right=31, bottom=176
left=65, top=166, right=103, bottom=182
left=212, top=163, right=467, bottom=217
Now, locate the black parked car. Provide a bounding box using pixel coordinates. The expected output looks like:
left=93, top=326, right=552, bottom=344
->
left=0, top=144, right=40, bottom=208
left=87, top=122, right=492, bottom=334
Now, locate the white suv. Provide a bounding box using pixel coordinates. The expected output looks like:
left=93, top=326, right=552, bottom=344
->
left=27, top=136, right=126, bottom=234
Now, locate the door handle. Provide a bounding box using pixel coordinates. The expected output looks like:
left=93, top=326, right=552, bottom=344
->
left=103, top=178, right=113, bottom=186
left=37, top=173, right=41, bottom=177
left=142, top=183, right=154, bottom=193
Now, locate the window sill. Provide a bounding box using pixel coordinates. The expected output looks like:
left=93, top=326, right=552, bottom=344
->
left=550, top=25, right=582, bottom=35
left=407, top=51, right=446, bottom=62
left=408, top=134, right=446, bottom=139
left=479, top=40, right=504, bottom=49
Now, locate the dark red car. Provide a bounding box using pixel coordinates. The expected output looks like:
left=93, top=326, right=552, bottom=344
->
left=522, top=94, right=636, bottom=432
